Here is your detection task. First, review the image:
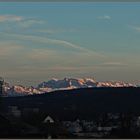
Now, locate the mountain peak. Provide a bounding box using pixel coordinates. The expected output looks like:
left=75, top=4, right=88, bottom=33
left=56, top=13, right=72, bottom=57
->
left=2, top=77, right=137, bottom=97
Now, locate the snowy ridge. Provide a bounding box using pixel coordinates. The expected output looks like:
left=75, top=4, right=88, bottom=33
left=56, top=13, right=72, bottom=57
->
left=2, top=78, right=137, bottom=97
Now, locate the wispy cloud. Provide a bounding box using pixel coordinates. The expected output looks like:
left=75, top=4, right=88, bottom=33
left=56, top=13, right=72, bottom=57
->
left=19, top=66, right=82, bottom=71
left=0, top=14, right=45, bottom=29
left=0, top=15, right=23, bottom=22
left=97, top=15, right=111, bottom=20
left=99, top=62, right=128, bottom=67
left=18, top=19, right=44, bottom=28
left=36, top=29, right=76, bottom=34
left=0, top=32, right=104, bottom=57
left=0, top=42, right=22, bottom=58
left=128, top=25, right=140, bottom=32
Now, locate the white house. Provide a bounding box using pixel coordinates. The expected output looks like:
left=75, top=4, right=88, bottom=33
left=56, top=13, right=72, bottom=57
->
left=43, top=116, right=55, bottom=123
left=97, top=126, right=112, bottom=131
left=8, top=106, right=21, bottom=118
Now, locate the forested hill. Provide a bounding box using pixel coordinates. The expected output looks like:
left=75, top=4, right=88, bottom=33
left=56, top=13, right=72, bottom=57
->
left=1, top=87, right=140, bottom=120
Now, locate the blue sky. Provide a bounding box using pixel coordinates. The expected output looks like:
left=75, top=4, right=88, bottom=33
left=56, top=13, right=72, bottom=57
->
left=0, top=2, right=140, bottom=86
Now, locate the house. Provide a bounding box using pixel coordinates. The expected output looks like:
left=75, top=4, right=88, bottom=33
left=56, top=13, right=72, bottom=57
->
left=8, top=106, right=21, bottom=118
left=135, top=116, right=140, bottom=127
left=97, top=126, right=112, bottom=132
left=43, top=116, right=55, bottom=124
left=67, top=123, right=83, bottom=133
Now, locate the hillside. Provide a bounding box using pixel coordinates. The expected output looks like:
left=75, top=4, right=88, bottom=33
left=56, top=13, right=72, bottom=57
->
left=1, top=87, right=140, bottom=120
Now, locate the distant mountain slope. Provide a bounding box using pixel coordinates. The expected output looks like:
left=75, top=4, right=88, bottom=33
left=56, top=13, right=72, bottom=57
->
left=3, top=78, right=137, bottom=97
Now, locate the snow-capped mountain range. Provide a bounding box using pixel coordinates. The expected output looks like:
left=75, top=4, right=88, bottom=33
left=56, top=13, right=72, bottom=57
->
left=2, top=78, right=137, bottom=97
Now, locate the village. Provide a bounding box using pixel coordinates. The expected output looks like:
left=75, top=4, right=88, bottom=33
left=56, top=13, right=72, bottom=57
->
left=1, top=105, right=140, bottom=138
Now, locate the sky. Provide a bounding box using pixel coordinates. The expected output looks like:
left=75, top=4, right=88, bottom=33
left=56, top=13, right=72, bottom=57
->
left=0, top=2, right=140, bottom=86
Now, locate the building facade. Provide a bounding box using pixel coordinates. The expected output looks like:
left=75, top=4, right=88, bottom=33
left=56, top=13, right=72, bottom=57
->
left=0, top=77, right=4, bottom=95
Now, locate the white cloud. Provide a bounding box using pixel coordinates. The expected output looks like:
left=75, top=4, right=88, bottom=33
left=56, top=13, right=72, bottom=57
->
left=0, top=15, right=23, bottom=22
left=0, top=15, right=45, bottom=29
left=18, top=19, right=44, bottom=28
left=97, top=15, right=111, bottom=20
left=128, top=25, right=140, bottom=32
